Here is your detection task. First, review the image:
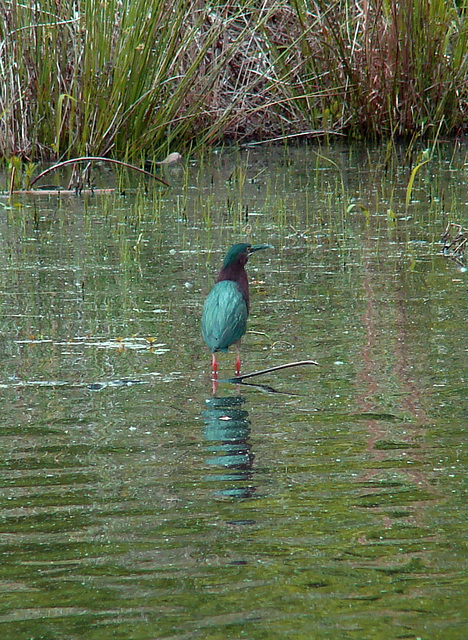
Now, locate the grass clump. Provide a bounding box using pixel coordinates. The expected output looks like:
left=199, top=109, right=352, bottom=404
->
left=1, top=0, right=273, bottom=159
left=1, top=0, right=468, bottom=161
left=264, top=0, right=468, bottom=139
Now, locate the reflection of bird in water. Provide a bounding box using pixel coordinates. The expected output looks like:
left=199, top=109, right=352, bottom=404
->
left=202, top=243, right=272, bottom=381
left=203, top=395, right=255, bottom=499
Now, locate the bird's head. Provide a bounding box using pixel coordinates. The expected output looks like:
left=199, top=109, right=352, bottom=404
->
left=222, top=243, right=273, bottom=269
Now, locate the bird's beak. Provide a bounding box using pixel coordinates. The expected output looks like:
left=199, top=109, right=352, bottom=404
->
left=248, top=244, right=274, bottom=253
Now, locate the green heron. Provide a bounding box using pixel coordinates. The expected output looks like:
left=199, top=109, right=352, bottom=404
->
left=202, top=243, right=272, bottom=378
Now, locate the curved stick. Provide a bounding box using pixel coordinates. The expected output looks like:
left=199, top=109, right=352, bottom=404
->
left=29, top=156, right=170, bottom=188
left=228, top=360, right=319, bottom=382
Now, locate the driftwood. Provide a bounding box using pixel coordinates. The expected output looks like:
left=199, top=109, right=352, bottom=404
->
left=226, top=360, right=319, bottom=382
left=6, top=188, right=116, bottom=196
left=2, top=155, right=173, bottom=197
left=29, top=156, right=170, bottom=188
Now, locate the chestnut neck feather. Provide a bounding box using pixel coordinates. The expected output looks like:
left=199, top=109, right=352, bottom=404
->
left=216, top=261, right=250, bottom=311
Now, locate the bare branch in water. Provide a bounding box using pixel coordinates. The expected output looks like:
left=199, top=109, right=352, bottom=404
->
left=228, top=360, right=319, bottom=382
left=29, top=157, right=170, bottom=188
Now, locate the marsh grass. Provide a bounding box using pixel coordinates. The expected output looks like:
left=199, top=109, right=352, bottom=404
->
left=1, top=0, right=468, bottom=161
left=2, top=0, right=275, bottom=159
left=265, top=0, right=468, bottom=139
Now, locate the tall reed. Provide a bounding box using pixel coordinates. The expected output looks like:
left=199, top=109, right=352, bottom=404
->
left=1, top=0, right=468, bottom=161
left=264, top=0, right=468, bottom=139
left=1, top=0, right=275, bottom=159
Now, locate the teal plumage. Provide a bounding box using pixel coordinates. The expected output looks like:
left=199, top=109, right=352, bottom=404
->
left=202, top=280, right=248, bottom=352
left=202, top=243, right=272, bottom=378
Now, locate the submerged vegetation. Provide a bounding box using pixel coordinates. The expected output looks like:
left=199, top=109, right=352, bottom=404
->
left=1, top=0, right=468, bottom=161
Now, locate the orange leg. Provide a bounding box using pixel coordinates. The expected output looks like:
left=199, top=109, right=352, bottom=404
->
left=235, top=345, right=241, bottom=377
left=212, top=353, right=218, bottom=394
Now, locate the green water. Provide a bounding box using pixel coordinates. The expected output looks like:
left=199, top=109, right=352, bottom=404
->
left=0, top=144, right=466, bottom=639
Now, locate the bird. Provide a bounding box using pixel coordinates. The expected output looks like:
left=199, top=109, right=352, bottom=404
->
left=202, top=243, right=272, bottom=379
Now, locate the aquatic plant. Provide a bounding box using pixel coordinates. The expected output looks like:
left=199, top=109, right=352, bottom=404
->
left=1, top=0, right=271, bottom=159
left=1, top=0, right=468, bottom=160
left=265, top=0, right=468, bottom=140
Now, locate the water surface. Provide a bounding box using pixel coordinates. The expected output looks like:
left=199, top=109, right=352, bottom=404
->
left=0, top=144, right=466, bottom=639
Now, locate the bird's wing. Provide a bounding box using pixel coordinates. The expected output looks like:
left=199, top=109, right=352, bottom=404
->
left=202, top=281, right=248, bottom=352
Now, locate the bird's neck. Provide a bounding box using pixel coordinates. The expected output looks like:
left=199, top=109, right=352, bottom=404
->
left=217, top=265, right=250, bottom=310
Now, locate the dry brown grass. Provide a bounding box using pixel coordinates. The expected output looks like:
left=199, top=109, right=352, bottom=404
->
left=1, top=0, right=468, bottom=161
